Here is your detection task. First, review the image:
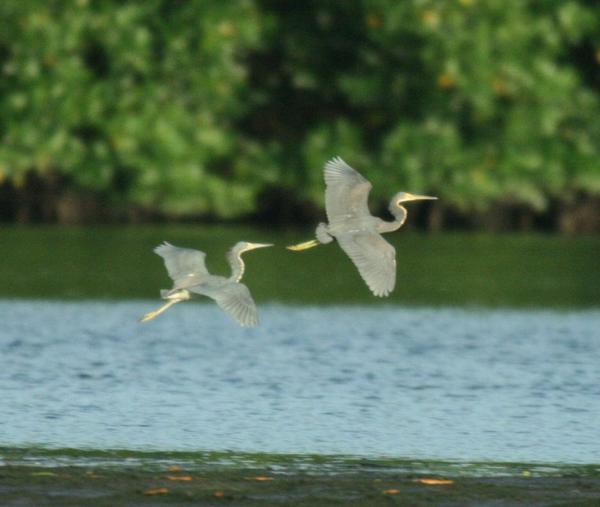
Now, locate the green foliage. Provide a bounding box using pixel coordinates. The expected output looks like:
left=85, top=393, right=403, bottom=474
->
left=0, top=0, right=266, bottom=216
left=0, top=0, right=599, bottom=219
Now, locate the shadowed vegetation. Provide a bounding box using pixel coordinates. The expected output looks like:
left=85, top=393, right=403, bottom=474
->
left=0, top=1, right=599, bottom=231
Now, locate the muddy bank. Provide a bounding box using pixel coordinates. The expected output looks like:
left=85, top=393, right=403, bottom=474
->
left=1, top=463, right=600, bottom=506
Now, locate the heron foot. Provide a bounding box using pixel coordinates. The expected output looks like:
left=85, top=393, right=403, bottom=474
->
left=286, top=239, right=319, bottom=251
left=139, top=310, right=160, bottom=323
left=138, top=299, right=179, bottom=323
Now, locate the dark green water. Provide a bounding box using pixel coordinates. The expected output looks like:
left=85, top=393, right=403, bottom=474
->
left=1, top=225, right=598, bottom=306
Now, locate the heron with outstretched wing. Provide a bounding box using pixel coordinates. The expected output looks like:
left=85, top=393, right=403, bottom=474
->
left=287, top=157, right=436, bottom=297
left=140, top=241, right=272, bottom=326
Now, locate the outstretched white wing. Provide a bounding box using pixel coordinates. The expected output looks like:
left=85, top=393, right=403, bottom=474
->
left=191, top=281, right=259, bottom=327
left=154, top=242, right=209, bottom=283
left=336, top=232, right=396, bottom=297
left=324, top=157, right=373, bottom=226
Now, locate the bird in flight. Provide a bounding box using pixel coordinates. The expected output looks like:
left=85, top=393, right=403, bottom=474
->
left=140, top=241, right=272, bottom=326
left=287, top=157, right=436, bottom=297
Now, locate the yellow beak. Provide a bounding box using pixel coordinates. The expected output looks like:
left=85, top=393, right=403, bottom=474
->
left=404, top=193, right=437, bottom=202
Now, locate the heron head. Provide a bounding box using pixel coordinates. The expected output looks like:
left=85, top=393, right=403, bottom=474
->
left=392, top=192, right=437, bottom=207
left=235, top=241, right=273, bottom=255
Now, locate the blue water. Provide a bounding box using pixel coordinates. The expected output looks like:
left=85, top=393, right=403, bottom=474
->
left=1, top=301, right=599, bottom=464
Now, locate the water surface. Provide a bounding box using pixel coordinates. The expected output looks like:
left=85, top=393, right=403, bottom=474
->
left=2, top=301, right=599, bottom=464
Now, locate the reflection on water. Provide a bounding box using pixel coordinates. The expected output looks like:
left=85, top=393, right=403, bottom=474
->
left=0, top=225, right=599, bottom=306
left=1, top=301, right=599, bottom=464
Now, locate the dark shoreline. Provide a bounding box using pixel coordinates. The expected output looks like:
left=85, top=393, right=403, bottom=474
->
left=2, top=463, right=600, bottom=506
left=2, top=449, right=600, bottom=506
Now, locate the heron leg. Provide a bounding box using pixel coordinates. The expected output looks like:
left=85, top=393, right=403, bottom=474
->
left=139, top=299, right=180, bottom=323
left=286, top=239, right=320, bottom=251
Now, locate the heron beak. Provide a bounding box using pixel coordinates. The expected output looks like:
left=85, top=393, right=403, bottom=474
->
left=405, top=193, right=437, bottom=202
left=248, top=242, right=273, bottom=250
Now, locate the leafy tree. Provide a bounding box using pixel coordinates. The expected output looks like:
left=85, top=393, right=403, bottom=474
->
left=0, top=0, right=599, bottom=228
left=0, top=0, right=267, bottom=217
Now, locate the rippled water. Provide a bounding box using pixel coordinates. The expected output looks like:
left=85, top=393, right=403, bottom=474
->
left=1, top=301, right=599, bottom=464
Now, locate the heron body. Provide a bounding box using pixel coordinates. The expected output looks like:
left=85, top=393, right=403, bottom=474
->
left=287, top=157, right=436, bottom=297
left=140, top=241, right=272, bottom=326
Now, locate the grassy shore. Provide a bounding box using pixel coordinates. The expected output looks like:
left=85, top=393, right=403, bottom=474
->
left=1, top=449, right=599, bottom=506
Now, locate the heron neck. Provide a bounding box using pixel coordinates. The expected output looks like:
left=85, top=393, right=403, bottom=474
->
left=227, top=251, right=245, bottom=283
left=379, top=205, right=407, bottom=233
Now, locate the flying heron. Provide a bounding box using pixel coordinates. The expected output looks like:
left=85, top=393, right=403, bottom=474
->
left=140, top=241, right=272, bottom=326
left=287, top=157, right=437, bottom=297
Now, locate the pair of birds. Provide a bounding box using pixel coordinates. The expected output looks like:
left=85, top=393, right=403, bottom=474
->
left=140, top=157, right=436, bottom=326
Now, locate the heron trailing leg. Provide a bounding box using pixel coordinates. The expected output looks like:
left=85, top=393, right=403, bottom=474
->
left=139, top=289, right=191, bottom=323
left=286, top=239, right=319, bottom=251
left=287, top=223, right=332, bottom=251
left=139, top=299, right=180, bottom=322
